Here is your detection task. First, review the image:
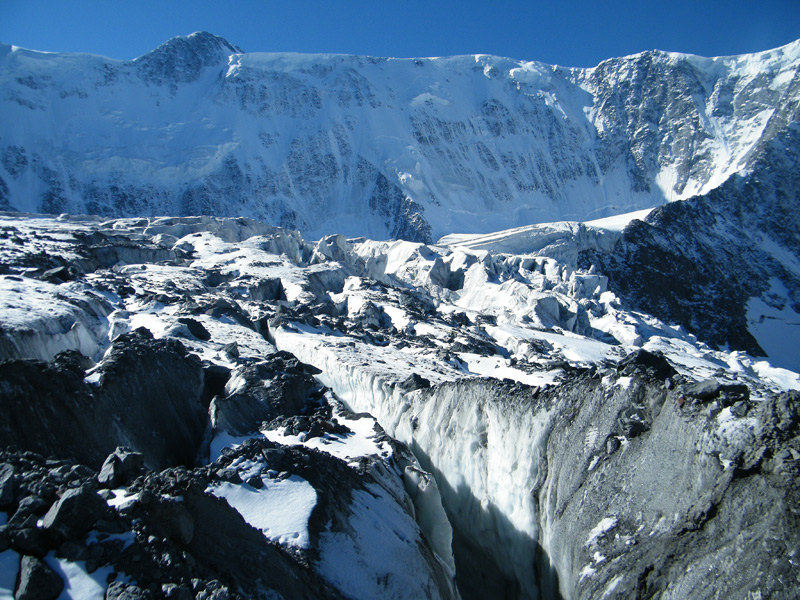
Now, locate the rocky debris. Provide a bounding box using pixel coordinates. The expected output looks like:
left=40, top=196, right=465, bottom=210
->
left=0, top=449, right=342, bottom=600
left=537, top=364, right=800, bottom=600
left=398, top=373, right=431, bottom=392
left=681, top=379, right=749, bottom=405
left=41, top=484, right=111, bottom=541
left=0, top=204, right=798, bottom=600
left=210, top=351, right=325, bottom=436
left=0, top=462, right=14, bottom=507
left=615, top=349, right=677, bottom=382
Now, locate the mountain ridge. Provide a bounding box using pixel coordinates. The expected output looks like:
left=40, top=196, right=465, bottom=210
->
left=1, top=32, right=798, bottom=243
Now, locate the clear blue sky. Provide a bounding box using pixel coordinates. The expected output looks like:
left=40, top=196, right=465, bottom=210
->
left=1, top=0, right=798, bottom=67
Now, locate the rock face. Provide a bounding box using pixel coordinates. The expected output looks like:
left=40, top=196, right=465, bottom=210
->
left=1, top=33, right=799, bottom=241
left=585, top=124, right=800, bottom=363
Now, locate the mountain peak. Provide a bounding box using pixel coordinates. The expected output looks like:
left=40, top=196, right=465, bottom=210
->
left=134, top=31, right=242, bottom=84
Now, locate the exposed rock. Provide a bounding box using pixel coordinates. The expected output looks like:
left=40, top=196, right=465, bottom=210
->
left=0, top=330, right=207, bottom=470
left=210, top=351, right=325, bottom=436
left=176, top=317, right=211, bottom=341
left=15, top=555, right=63, bottom=600
left=0, top=463, right=15, bottom=507
left=98, top=447, right=146, bottom=488
left=41, top=485, right=111, bottom=541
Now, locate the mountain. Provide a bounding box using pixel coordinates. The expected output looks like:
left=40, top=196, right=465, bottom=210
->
left=1, top=32, right=799, bottom=243
left=1, top=33, right=800, bottom=600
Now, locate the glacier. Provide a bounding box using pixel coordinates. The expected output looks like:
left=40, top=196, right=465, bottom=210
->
left=0, top=212, right=798, bottom=599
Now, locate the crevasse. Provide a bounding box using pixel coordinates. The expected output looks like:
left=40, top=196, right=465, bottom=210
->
left=272, top=325, right=556, bottom=599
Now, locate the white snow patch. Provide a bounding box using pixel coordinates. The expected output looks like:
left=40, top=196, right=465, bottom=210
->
left=586, top=517, right=618, bottom=547
left=579, top=564, right=596, bottom=581
left=44, top=556, right=115, bottom=600
left=106, top=489, right=139, bottom=510
left=317, top=484, right=439, bottom=599
left=584, top=208, right=655, bottom=231
left=746, top=280, right=800, bottom=373
left=615, top=376, right=633, bottom=390
left=207, top=431, right=251, bottom=463
left=457, top=352, right=557, bottom=386
left=264, top=412, right=390, bottom=463
left=207, top=476, right=317, bottom=548
left=602, top=574, right=625, bottom=598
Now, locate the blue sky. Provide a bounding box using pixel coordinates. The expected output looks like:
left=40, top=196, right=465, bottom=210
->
left=1, top=0, right=798, bottom=67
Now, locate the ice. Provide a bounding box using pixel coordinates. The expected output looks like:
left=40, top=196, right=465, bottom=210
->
left=317, top=484, right=444, bottom=599
left=43, top=556, right=115, bottom=600
left=0, top=275, right=111, bottom=362
left=206, top=476, right=317, bottom=549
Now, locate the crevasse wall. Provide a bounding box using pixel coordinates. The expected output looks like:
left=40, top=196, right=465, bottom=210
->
left=272, top=326, right=555, bottom=599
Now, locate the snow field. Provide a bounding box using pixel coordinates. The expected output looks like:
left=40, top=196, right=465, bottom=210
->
left=207, top=476, right=317, bottom=549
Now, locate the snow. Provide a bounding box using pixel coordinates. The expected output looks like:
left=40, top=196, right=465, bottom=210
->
left=207, top=431, right=252, bottom=463
left=457, top=352, right=558, bottom=387
left=586, top=517, right=618, bottom=547
left=746, top=279, right=800, bottom=373
left=316, top=484, right=441, bottom=599
left=43, top=556, right=115, bottom=600
left=0, top=550, right=19, bottom=600
left=584, top=208, right=655, bottom=232
left=4, top=36, right=797, bottom=242
left=0, top=275, right=110, bottom=362
left=206, top=475, right=317, bottom=549
left=264, top=400, right=393, bottom=463
left=106, top=489, right=140, bottom=510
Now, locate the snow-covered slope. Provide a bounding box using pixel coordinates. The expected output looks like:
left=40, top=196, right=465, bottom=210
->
left=1, top=32, right=799, bottom=241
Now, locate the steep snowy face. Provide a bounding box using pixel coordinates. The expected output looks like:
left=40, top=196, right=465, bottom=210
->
left=578, top=43, right=800, bottom=199
left=1, top=34, right=798, bottom=241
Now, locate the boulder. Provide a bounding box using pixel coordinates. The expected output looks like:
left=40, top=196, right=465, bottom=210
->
left=98, top=447, right=145, bottom=488
left=0, top=463, right=16, bottom=508
left=41, top=485, right=111, bottom=541
left=14, top=555, right=63, bottom=600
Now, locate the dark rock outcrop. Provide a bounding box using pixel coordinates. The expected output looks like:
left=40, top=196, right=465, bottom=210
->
left=0, top=330, right=207, bottom=470
left=210, top=351, right=325, bottom=436
left=15, top=555, right=63, bottom=600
